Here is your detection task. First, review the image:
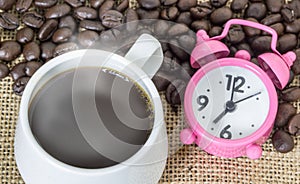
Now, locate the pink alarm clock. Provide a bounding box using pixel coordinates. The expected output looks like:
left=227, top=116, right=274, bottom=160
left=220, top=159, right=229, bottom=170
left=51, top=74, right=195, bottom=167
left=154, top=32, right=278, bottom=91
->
left=181, top=19, right=296, bottom=159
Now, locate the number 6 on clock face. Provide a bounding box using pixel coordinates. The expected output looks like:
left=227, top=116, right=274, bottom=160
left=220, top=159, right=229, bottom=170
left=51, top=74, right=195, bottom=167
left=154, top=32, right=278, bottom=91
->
left=190, top=64, right=270, bottom=140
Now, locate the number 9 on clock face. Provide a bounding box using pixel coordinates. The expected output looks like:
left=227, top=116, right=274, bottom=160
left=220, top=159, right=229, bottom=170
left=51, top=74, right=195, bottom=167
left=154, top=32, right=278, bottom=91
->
left=190, top=65, right=270, bottom=140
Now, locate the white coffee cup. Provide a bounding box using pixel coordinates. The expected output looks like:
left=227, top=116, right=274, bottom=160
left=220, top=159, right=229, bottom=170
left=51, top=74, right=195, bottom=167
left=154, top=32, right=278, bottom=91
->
left=14, top=34, right=168, bottom=184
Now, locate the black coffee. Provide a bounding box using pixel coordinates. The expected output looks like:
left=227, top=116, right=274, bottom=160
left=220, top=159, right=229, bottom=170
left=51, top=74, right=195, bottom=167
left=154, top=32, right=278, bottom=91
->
left=29, top=67, right=153, bottom=169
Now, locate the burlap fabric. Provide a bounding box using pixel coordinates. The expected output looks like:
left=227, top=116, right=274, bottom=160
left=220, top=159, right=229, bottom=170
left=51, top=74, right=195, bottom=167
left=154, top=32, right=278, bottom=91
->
left=1, top=0, right=300, bottom=183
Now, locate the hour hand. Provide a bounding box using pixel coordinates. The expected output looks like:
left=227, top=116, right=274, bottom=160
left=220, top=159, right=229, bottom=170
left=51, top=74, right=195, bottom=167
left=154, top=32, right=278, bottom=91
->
left=213, top=109, right=228, bottom=124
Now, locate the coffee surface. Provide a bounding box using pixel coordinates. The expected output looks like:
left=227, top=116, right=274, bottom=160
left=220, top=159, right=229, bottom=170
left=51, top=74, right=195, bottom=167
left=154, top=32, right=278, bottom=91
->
left=29, top=67, right=153, bottom=168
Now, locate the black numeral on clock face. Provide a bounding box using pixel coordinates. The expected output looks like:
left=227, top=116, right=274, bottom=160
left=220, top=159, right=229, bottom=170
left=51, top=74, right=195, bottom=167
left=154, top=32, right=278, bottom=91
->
left=225, top=74, right=245, bottom=93
left=197, top=95, right=209, bottom=111
left=220, top=125, right=232, bottom=139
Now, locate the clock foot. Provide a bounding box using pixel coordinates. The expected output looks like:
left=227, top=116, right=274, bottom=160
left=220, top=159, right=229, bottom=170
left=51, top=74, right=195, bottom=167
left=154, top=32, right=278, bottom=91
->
left=246, top=144, right=262, bottom=159
left=180, top=128, right=196, bottom=145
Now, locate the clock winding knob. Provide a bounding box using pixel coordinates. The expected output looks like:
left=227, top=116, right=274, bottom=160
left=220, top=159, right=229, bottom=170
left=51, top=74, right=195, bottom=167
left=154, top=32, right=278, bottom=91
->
left=235, top=50, right=251, bottom=61
left=282, top=51, right=296, bottom=68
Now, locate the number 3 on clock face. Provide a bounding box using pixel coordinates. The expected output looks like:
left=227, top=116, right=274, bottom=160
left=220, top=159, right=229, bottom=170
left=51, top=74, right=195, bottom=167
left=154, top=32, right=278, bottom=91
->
left=191, top=65, right=270, bottom=140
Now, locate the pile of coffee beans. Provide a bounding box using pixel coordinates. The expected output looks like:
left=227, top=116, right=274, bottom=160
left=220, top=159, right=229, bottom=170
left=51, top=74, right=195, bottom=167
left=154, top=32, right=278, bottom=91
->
left=1, top=0, right=300, bottom=153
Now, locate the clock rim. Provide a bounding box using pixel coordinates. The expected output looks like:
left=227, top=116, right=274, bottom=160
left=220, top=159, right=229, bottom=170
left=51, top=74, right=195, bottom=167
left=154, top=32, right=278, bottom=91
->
left=184, top=58, right=278, bottom=146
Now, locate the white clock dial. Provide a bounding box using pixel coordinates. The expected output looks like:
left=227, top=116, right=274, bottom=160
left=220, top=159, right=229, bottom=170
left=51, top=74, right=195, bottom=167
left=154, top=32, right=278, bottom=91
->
left=191, top=66, right=270, bottom=140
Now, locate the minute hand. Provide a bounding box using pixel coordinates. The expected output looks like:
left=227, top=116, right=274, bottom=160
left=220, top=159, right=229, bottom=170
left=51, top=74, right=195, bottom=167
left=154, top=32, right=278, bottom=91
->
left=233, top=91, right=262, bottom=104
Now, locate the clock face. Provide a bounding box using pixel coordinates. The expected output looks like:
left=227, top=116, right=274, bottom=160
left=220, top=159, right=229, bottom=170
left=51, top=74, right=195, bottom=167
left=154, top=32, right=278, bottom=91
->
left=191, top=65, right=270, bottom=140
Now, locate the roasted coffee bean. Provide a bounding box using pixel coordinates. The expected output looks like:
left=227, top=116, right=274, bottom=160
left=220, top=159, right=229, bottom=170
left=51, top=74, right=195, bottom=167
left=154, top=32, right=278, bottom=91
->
left=283, top=0, right=300, bottom=19
left=236, top=42, right=254, bottom=56
left=176, top=12, right=193, bottom=26
left=272, top=130, right=294, bottom=153
left=0, top=13, right=19, bottom=30
left=23, top=42, right=40, bottom=61
left=243, top=18, right=261, bottom=37
left=136, top=8, right=160, bottom=20
left=0, top=63, right=9, bottom=79
left=152, top=72, right=173, bottom=91
left=38, top=19, right=58, bottom=41
left=210, top=7, right=232, bottom=25
left=65, top=0, right=83, bottom=8
left=161, top=0, right=178, bottom=6
left=54, top=42, right=78, bottom=57
left=251, top=36, right=272, bottom=54
left=226, top=25, right=245, bottom=44
left=288, top=70, right=295, bottom=86
left=287, top=113, right=300, bottom=136
left=251, top=58, right=259, bottom=65
left=209, top=26, right=223, bottom=37
left=137, top=27, right=153, bottom=36
left=125, top=9, right=138, bottom=32
left=285, top=19, right=300, bottom=34
left=52, top=28, right=72, bottom=43
left=59, top=16, right=77, bottom=33
left=165, top=79, right=186, bottom=105
left=160, top=50, right=181, bottom=73
left=13, top=76, right=30, bottom=96
left=74, top=7, right=98, bottom=20
left=169, top=39, right=189, bottom=61
left=229, top=45, right=238, bottom=56
left=41, top=41, right=56, bottom=61
left=265, top=23, right=284, bottom=36
left=278, top=34, right=297, bottom=53
left=153, top=20, right=170, bottom=37
left=210, top=0, right=227, bottom=8
left=101, top=10, right=123, bottom=28
left=281, top=7, right=296, bottom=23
left=34, top=0, right=57, bottom=9
left=45, top=4, right=71, bottom=19
left=177, top=0, right=197, bottom=11
left=231, top=0, right=248, bottom=12
left=99, top=0, right=114, bottom=17
left=0, top=0, right=16, bottom=10
left=266, top=0, right=283, bottom=13
left=191, top=20, right=210, bottom=32
left=10, top=62, right=26, bottom=81
left=161, top=7, right=179, bottom=21
left=99, top=29, right=121, bottom=43
left=281, top=87, right=300, bottom=102
left=16, top=0, right=32, bottom=13
left=190, top=2, right=213, bottom=19
left=292, top=48, right=300, bottom=75
left=25, top=61, right=42, bottom=76
left=138, top=0, right=160, bottom=9
left=161, top=41, right=169, bottom=52
left=275, top=103, right=296, bottom=127
left=22, top=11, right=44, bottom=29
left=79, top=20, right=104, bottom=32
left=0, top=41, right=21, bottom=62
left=125, top=9, right=138, bottom=23
left=180, top=61, right=196, bottom=78
left=178, top=34, right=196, bottom=52
left=116, top=0, right=128, bottom=12
left=168, top=24, right=189, bottom=36
left=91, top=0, right=105, bottom=9
left=77, top=30, right=99, bottom=47
left=261, top=14, right=282, bottom=26
left=246, top=3, right=267, bottom=20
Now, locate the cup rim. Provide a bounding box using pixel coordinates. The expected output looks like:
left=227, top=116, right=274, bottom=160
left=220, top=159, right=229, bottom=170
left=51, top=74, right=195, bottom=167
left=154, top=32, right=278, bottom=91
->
left=18, top=49, right=165, bottom=173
